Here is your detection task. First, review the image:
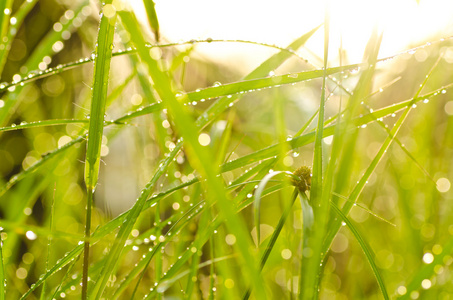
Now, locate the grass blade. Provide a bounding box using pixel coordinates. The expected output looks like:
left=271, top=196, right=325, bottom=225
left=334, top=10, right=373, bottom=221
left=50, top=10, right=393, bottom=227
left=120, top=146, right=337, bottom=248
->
left=142, top=0, right=160, bottom=41
left=82, top=4, right=117, bottom=299
left=330, top=202, right=390, bottom=300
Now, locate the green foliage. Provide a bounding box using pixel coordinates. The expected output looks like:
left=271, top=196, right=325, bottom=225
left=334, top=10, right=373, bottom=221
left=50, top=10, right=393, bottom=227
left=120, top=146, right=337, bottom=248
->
left=0, top=1, right=452, bottom=299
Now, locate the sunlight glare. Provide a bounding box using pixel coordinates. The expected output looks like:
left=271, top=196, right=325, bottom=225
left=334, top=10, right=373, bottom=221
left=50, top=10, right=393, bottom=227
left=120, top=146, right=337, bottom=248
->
left=129, top=0, right=453, bottom=67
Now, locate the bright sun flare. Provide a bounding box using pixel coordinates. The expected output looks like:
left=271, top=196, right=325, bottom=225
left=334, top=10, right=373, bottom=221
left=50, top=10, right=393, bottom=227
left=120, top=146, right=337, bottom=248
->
left=130, top=0, right=453, bottom=67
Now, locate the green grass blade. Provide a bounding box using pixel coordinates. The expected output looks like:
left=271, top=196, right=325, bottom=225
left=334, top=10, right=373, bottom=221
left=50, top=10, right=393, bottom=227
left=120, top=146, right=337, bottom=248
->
left=84, top=11, right=117, bottom=191
left=0, top=231, right=5, bottom=300
left=330, top=202, right=390, bottom=300
left=299, top=14, right=330, bottom=299
left=82, top=5, right=117, bottom=299
left=0, top=119, right=88, bottom=132
left=142, top=0, right=160, bottom=41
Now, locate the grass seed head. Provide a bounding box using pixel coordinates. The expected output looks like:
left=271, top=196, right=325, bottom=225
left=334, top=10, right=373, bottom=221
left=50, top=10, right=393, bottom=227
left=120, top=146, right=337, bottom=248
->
left=291, top=166, right=311, bottom=192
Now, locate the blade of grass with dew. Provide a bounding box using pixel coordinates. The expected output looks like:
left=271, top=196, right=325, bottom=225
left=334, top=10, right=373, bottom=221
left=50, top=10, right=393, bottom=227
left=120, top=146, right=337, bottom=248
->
left=299, top=12, right=330, bottom=299
left=50, top=253, right=81, bottom=300
left=116, top=10, right=267, bottom=299
left=82, top=5, right=117, bottom=299
left=112, top=63, right=360, bottom=124
left=40, top=184, right=56, bottom=300
left=184, top=202, right=211, bottom=300
left=332, top=192, right=395, bottom=227
left=330, top=202, right=390, bottom=300
left=339, top=76, right=435, bottom=187
left=0, top=119, right=89, bottom=132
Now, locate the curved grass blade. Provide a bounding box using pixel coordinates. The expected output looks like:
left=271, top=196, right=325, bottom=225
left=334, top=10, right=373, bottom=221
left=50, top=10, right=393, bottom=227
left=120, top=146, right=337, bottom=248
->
left=330, top=202, right=390, bottom=300
left=254, top=171, right=295, bottom=245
